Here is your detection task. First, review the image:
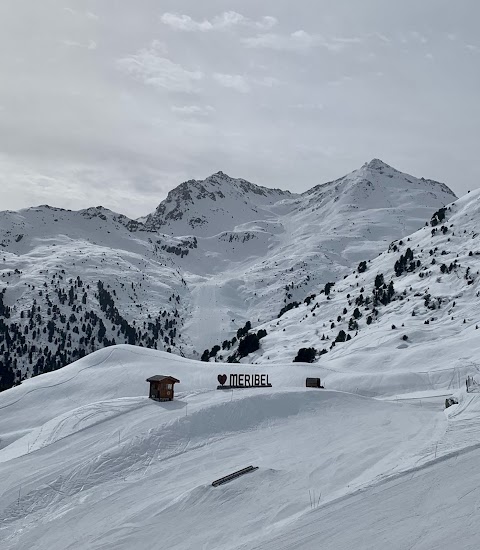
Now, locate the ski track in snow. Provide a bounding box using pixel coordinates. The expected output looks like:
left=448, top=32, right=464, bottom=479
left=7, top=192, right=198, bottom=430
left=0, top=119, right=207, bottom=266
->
left=3, top=162, right=480, bottom=548
left=1, top=345, right=480, bottom=548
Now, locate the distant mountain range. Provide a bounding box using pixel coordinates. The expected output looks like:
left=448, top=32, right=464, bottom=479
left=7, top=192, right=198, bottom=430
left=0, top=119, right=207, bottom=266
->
left=0, top=159, right=457, bottom=388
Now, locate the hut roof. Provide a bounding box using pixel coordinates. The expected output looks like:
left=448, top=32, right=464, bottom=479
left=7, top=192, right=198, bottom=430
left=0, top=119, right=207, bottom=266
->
left=146, top=375, right=180, bottom=383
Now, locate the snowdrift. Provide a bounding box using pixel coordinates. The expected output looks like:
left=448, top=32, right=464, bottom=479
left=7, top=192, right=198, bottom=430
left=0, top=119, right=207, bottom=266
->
left=2, top=344, right=480, bottom=549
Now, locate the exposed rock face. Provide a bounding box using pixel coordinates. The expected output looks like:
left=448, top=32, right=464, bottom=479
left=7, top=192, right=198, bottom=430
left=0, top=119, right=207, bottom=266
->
left=144, top=171, right=292, bottom=236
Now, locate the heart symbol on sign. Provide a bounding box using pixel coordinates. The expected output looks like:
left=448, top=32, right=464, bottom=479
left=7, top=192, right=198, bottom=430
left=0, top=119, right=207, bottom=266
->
left=218, top=374, right=227, bottom=386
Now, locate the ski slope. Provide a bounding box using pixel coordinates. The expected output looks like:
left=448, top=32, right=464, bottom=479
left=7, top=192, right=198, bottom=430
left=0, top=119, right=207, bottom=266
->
left=1, top=345, right=480, bottom=549
left=243, top=448, right=480, bottom=550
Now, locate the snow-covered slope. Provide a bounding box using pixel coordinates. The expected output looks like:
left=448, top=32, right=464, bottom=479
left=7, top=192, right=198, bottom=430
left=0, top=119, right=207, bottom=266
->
left=154, top=160, right=456, bottom=353
left=0, top=205, right=189, bottom=385
left=144, top=171, right=293, bottom=236
left=3, top=163, right=480, bottom=549
left=239, top=188, right=480, bottom=373
left=1, top=344, right=480, bottom=549
left=0, top=160, right=456, bottom=386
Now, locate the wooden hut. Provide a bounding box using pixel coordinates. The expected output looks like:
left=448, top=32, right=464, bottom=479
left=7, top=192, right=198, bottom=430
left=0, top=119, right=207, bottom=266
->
left=146, top=375, right=180, bottom=401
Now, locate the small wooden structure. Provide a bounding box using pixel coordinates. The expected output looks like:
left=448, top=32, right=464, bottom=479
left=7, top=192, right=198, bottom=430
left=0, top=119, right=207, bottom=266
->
left=146, top=375, right=180, bottom=401
left=306, top=377, right=324, bottom=388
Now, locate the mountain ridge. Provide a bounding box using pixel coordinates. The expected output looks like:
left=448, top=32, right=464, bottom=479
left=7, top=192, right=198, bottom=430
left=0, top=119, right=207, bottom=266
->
left=144, top=170, right=293, bottom=237
left=7, top=159, right=456, bottom=237
left=0, top=159, right=459, bottom=388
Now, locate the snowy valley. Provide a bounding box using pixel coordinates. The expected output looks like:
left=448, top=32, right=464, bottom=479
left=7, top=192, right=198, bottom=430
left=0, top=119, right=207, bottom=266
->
left=3, top=160, right=480, bottom=549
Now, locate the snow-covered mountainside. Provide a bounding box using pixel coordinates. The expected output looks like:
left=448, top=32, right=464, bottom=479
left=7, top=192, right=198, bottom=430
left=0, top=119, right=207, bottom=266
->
left=1, top=344, right=480, bottom=549
left=0, top=205, right=188, bottom=387
left=156, top=159, right=456, bottom=355
left=144, top=171, right=293, bottom=236
left=3, top=163, right=480, bottom=549
left=229, top=188, right=480, bottom=371
left=0, top=160, right=456, bottom=387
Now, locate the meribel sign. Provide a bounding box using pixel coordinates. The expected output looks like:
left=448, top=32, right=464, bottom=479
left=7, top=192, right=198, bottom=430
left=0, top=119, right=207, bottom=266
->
left=217, top=373, right=272, bottom=389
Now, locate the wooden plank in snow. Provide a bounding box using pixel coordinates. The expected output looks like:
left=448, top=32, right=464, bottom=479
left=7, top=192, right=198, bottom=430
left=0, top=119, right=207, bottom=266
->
left=212, top=466, right=259, bottom=487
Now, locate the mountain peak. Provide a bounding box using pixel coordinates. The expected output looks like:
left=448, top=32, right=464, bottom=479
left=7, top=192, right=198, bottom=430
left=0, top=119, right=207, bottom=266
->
left=204, top=171, right=234, bottom=185
left=144, top=172, right=291, bottom=236
left=363, top=158, right=394, bottom=171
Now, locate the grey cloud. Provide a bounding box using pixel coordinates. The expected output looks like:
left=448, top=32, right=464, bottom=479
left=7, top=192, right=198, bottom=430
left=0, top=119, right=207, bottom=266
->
left=171, top=105, right=215, bottom=116
left=63, top=7, right=99, bottom=21
left=117, top=42, right=203, bottom=93
left=212, top=73, right=279, bottom=93
left=242, top=30, right=324, bottom=53
left=212, top=73, right=251, bottom=93
left=62, top=39, right=97, bottom=50
left=161, top=11, right=277, bottom=32
left=0, top=153, right=179, bottom=218
left=242, top=30, right=362, bottom=53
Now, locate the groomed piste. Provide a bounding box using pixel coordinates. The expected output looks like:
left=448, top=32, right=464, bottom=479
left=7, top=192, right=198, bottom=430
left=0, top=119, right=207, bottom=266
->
left=1, top=344, right=480, bottom=549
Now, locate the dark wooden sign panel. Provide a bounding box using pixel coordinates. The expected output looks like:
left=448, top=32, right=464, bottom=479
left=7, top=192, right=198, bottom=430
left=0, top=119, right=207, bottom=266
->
left=306, top=377, right=323, bottom=388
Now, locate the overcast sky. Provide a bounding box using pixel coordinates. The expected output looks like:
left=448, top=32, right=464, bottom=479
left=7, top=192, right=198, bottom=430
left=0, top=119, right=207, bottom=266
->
left=1, top=0, right=479, bottom=218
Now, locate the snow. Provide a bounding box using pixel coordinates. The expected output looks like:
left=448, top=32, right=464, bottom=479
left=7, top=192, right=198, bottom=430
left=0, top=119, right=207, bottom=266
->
left=248, top=188, right=480, bottom=369
left=3, top=160, right=480, bottom=548
left=2, top=344, right=480, bottom=548
left=242, top=448, right=480, bottom=550
left=0, top=160, right=456, bottom=379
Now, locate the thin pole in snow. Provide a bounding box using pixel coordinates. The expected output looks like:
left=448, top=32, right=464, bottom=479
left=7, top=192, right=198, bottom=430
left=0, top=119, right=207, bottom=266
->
left=309, top=490, right=312, bottom=509
left=435, top=443, right=438, bottom=459
left=18, top=488, right=21, bottom=506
